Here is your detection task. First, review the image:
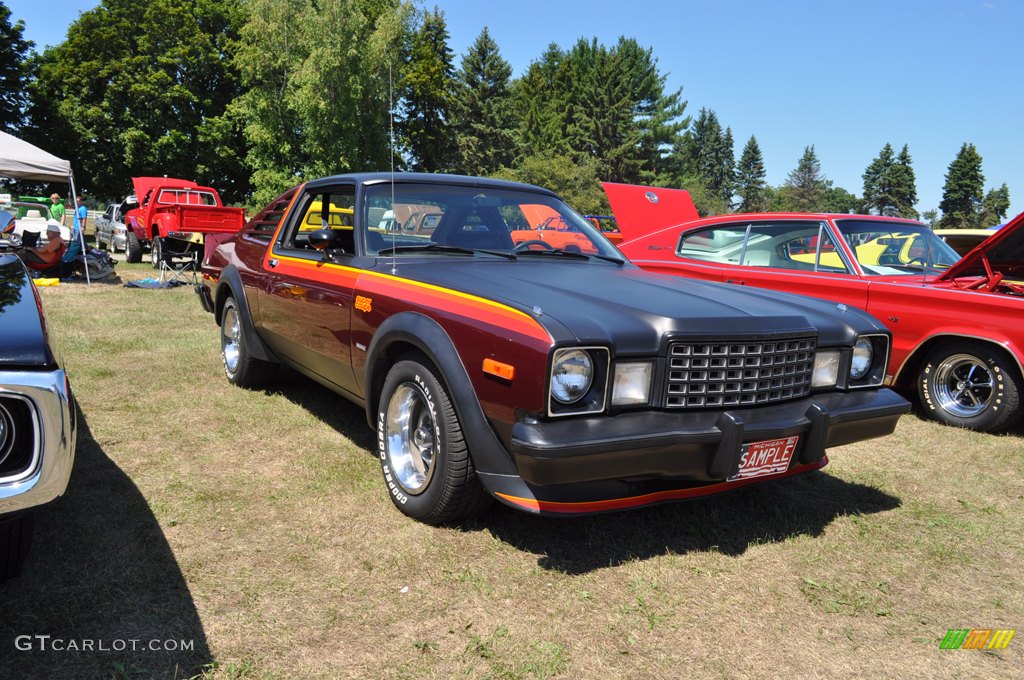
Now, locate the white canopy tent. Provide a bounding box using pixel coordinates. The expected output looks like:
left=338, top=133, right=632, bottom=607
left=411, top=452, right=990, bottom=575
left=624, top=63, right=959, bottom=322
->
left=0, top=130, right=89, bottom=284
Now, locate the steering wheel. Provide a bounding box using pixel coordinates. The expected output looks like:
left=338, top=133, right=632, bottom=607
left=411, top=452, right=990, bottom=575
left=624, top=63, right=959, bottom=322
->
left=907, top=257, right=927, bottom=267
left=514, top=239, right=553, bottom=251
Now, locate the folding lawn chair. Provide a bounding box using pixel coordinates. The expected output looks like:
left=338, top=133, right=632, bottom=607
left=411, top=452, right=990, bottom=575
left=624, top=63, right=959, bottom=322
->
left=157, top=237, right=200, bottom=285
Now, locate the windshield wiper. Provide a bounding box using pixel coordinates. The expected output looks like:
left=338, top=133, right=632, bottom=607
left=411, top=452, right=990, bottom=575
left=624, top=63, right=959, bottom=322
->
left=377, top=243, right=517, bottom=260
left=516, top=248, right=625, bottom=265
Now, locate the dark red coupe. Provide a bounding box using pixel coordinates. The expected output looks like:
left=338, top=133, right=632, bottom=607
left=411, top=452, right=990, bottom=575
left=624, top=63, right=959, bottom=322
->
left=197, top=173, right=909, bottom=523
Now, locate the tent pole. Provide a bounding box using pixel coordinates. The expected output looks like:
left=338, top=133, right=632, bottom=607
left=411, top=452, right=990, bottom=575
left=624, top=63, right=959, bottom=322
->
left=68, top=173, right=89, bottom=286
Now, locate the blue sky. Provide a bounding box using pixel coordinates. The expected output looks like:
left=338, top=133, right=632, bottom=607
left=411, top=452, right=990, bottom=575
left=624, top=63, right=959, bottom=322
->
left=9, top=0, right=1023, bottom=219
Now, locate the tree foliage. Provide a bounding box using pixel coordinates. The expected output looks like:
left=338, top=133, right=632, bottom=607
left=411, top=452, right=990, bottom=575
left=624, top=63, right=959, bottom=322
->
left=401, top=7, right=457, bottom=172
left=735, top=135, right=768, bottom=212
left=939, top=142, right=984, bottom=229
left=26, top=0, right=249, bottom=201
left=979, top=183, right=1010, bottom=227
left=232, top=0, right=413, bottom=205
left=778, top=145, right=826, bottom=212
left=0, top=2, right=31, bottom=132
left=862, top=143, right=918, bottom=218
left=492, top=152, right=608, bottom=215
left=516, top=37, right=686, bottom=185
left=451, top=27, right=516, bottom=176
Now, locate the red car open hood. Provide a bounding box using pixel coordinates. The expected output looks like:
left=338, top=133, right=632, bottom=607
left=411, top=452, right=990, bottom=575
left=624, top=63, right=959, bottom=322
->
left=602, top=182, right=699, bottom=243
left=131, top=176, right=203, bottom=203
left=935, top=210, right=1024, bottom=282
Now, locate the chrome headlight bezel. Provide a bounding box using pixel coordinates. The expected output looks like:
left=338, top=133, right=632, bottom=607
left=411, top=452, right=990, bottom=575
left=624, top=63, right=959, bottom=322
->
left=547, top=347, right=609, bottom=417
left=846, top=333, right=890, bottom=388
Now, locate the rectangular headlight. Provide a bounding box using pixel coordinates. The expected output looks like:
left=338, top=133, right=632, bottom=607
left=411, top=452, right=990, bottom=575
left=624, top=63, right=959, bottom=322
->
left=612, top=362, right=653, bottom=406
left=812, top=350, right=840, bottom=388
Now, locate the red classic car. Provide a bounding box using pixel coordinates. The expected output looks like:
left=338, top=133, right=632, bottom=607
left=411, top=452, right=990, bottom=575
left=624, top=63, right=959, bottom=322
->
left=196, top=173, right=909, bottom=523
left=611, top=184, right=1024, bottom=433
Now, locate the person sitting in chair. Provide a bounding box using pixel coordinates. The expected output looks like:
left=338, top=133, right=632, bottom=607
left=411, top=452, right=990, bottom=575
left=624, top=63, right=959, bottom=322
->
left=21, top=222, right=66, bottom=271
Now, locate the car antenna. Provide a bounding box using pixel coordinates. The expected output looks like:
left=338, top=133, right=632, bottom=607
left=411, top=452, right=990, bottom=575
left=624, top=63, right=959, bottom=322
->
left=388, top=60, right=397, bottom=274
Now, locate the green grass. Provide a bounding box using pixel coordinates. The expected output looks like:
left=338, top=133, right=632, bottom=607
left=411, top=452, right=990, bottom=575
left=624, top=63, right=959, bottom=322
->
left=0, top=259, right=1021, bottom=678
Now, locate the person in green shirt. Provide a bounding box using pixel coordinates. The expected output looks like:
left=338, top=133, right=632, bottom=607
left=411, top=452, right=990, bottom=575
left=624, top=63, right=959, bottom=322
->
left=49, top=193, right=66, bottom=225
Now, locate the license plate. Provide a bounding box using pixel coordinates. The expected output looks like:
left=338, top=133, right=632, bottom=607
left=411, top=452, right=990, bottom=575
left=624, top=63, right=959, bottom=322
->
left=728, top=436, right=799, bottom=481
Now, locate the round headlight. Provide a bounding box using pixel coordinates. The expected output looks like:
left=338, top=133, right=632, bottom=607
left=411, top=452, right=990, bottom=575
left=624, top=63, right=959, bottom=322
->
left=0, top=402, right=12, bottom=467
left=551, top=349, right=594, bottom=404
left=850, top=337, right=873, bottom=380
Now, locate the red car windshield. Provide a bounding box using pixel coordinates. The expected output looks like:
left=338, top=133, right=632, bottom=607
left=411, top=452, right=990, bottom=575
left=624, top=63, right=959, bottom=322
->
left=834, top=219, right=960, bottom=275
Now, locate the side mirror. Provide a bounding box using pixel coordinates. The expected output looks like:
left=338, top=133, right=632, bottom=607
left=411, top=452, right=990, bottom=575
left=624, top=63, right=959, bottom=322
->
left=308, top=228, right=337, bottom=252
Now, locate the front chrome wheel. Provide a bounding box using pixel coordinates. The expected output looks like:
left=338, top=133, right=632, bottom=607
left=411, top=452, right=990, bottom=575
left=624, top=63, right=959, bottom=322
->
left=384, top=383, right=437, bottom=495
left=932, top=353, right=994, bottom=418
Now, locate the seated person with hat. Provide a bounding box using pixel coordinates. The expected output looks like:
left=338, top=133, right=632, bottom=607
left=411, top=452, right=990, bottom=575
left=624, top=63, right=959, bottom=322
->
left=21, top=222, right=67, bottom=272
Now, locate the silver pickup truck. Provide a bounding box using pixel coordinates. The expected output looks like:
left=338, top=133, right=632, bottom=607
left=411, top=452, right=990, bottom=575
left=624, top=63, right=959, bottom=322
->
left=0, top=253, right=77, bottom=580
left=94, top=196, right=136, bottom=253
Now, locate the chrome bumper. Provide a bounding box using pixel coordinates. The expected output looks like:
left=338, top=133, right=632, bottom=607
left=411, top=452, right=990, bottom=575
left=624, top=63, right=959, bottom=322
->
left=0, top=369, right=77, bottom=516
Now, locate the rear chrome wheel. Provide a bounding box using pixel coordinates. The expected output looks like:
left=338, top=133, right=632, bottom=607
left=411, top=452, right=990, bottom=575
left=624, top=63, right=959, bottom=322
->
left=219, top=296, right=278, bottom=388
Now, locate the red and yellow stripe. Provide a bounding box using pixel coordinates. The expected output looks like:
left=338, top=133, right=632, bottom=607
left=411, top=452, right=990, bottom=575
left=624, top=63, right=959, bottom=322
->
left=496, top=458, right=828, bottom=514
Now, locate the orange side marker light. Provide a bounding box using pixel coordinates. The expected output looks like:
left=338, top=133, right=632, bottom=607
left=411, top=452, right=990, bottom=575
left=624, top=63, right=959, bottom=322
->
left=483, top=358, right=515, bottom=381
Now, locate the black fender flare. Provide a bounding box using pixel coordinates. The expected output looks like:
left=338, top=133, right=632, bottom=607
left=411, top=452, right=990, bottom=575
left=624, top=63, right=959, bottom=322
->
left=213, top=264, right=278, bottom=364
left=364, top=312, right=518, bottom=477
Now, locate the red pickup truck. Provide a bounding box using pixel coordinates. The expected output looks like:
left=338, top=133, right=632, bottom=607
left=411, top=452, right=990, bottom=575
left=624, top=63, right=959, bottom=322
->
left=123, top=177, right=245, bottom=266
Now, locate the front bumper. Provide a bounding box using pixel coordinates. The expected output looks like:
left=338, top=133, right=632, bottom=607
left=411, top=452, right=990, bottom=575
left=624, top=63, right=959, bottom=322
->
left=490, top=388, right=909, bottom=513
left=0, top=369, right=77, bottom=516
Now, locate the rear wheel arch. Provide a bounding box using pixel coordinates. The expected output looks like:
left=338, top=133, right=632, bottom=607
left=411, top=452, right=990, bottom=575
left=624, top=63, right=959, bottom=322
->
left=213, top=266, right=277, bottom=364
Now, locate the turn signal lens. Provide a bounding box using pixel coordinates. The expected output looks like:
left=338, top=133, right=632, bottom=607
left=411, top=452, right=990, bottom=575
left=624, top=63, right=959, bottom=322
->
left=812, top=351, right=840, bottom=388
left=612, top=362, right=652, bottom=405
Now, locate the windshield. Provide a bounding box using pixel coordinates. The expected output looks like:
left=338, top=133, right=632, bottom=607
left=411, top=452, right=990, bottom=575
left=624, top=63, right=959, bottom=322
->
left=363, top=183, right=622, bottom=260
left=834, top=219, right=960, bottom=275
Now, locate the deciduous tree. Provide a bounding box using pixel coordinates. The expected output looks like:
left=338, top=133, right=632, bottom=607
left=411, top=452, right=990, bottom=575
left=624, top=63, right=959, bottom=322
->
left=0, top=2, right=31, bottom=132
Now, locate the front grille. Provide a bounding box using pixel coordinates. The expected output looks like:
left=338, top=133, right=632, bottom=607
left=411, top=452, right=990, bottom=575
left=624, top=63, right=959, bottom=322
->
left=665, top=336, right=816, bottom=409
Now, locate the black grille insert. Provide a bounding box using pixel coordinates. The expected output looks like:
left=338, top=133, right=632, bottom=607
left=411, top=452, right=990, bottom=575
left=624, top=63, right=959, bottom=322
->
left=665, top=337, right=817, bottom=408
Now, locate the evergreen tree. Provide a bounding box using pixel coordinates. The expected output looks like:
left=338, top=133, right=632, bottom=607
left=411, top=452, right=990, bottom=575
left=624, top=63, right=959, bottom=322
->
left=861, top=143, right=898, bottom=216
left=452, top=27, right=516, bottom=176
left=892, top=144, right=919, bottom=219
left=515, top=37, right=686, bottom=184
left=781, top=145, right=826, bottom=211
left=401, top=7, right=458, bottom=172
left=0, top=2, right=31, bottom=132
left=735, top=135, right=768, bottom=212
left=979, top=183, right=1010, bottom=226
left=671, top=108, right=732, bottom=210
left=939, top=143, right=984, bottom=228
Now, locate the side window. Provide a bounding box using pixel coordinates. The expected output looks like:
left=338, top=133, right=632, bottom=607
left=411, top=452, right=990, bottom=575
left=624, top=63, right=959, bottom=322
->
left=770, top=227, right=850, bottom=273
left=677, top=226, right=747, bottom=263
left=280, top=186, right=356, bottom=254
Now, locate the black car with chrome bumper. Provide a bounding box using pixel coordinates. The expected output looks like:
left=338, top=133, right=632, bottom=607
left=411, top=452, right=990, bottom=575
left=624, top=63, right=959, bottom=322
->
left=0, top=254, right=77, bottom=579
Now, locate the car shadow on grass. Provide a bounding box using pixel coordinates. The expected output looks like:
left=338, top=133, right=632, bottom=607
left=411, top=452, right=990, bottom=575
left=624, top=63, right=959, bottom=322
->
left=461, top=472, right=901, bottom=575
left=0, top=403, right=212, bottom=678
left=264, top=372, right=903, bottom=576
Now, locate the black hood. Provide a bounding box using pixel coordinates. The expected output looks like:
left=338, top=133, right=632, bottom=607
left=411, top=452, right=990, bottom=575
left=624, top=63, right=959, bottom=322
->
left=390, top=259, right=886, bottom=354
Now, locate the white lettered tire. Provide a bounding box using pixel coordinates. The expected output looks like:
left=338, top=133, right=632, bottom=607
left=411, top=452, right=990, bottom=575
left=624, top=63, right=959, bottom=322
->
left=377, top=357, right=491, bottom=524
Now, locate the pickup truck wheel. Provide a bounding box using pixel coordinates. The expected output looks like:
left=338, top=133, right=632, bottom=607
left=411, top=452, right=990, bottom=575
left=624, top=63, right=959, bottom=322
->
left=0, top=514, right=34, bottom=581
left=918, top=341, right=1022, bottom=432
left=150, top=236, right=162, bottom=268
left=378, top=358, right=491, bottom=524
left=125, top=232, right=142, bottom=263
left=220, top=297, right=278, bottom=388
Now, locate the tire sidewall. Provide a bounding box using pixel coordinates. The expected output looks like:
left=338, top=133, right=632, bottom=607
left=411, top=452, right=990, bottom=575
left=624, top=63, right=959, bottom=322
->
left=221, top=298, right=245, bottom=385
left=377, top=361, right=449, bottom=518
left=918, top=345, right=1009, bottom=431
